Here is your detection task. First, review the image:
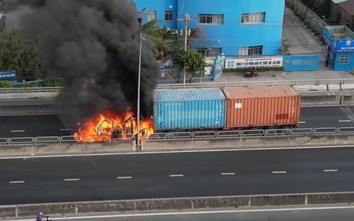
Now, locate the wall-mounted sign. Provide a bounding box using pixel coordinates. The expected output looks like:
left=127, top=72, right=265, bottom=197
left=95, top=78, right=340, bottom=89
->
left=225, top=56, right=283, bottom=69
left=0, top=70, right=16, bottom=80
left=335, top=39, right=354, bottom=52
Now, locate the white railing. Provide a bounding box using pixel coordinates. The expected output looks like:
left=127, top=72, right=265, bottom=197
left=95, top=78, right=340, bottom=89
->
left=1, top=127, right=354, bottom=145
left=156, top=79, right=354, bottom=89
left=1, top=78, right=354, bottom=93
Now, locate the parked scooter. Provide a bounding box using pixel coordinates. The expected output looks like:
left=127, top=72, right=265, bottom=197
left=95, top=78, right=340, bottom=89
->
left=244, top=71, right=257, bottom=78
left=244, top=67, right=257, bottom=78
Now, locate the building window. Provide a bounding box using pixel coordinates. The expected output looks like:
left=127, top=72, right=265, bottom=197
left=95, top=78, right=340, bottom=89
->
left=339, top=55, right=349, bottom=64
left=197, top=48, right=222, bottom=57
left=241, top=12, right=266, bottom=24
left=198, top=14, right=224, bottom=25
left=148, top=11, right=156, bottom=21
left=239, top=45, right=263, bottom=56
left=165, top=10, right=173, bottom=21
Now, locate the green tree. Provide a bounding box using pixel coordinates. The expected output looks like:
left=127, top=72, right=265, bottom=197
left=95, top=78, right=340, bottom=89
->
left=173, top=49, right=206, bottom=83
left=0, top=31, right=45, bottom=82
left=301, top=0, right=331, bottom=18
left=142, top=19, right=177, bottom=59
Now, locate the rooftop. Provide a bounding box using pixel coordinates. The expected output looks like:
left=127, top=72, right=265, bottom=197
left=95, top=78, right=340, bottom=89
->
left=338, top=0, right=354, bottom=15
left=325, top=25, right=354, bottom=39
left=332, top=0, right=348, bottom=4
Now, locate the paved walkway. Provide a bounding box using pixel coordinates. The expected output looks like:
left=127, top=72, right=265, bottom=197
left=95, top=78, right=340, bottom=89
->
left=214, top=71, right=354, bottom=84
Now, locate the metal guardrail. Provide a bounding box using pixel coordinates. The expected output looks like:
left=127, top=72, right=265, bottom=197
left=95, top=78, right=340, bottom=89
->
left=156, top=79, right=354, bottom=89
left=1, top=78, right=354, bottom=93
left=0, top=87, right=62, bottom=93
left=2, top=127, right=354, bottom=145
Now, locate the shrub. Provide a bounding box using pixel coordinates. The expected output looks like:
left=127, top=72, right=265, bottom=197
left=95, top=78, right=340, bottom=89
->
left=0, top=81, right=11, bottom=88
left=43, top=76, right=63, bottom=87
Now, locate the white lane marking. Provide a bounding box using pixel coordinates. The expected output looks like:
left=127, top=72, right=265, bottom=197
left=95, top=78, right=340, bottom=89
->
left=9, top=180, right=25, bottom=184
left=64, top=178, right=80, bottom=182
left=13, top=205, right=354, bottom=220
left=338, top=119, right=352, bottom=123
left=221, top=172, right=235, bottom=176
left=169, top=174, right=184, bottom=177
left=299, top=121, right=306, bottom=124
left=117, top=176, right=132, bottom=180
left=272, top=171, right=287, bottom=174
left=11, top=130, right=25, bottom=133
left=60, top=128, right=73, bottom=131
left=324, top=169, right=338, bottom=173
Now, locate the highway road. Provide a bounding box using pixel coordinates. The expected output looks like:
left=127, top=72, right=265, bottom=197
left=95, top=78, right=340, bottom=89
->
left=1, top=147, right=354, bottom=205
left=23, top=206, right=354, bottom=221
left=1, top=106, right=354, bottom=138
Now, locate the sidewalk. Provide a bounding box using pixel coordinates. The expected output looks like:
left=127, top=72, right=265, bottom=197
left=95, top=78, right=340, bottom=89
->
left=214, top=71, right=354, bottom=84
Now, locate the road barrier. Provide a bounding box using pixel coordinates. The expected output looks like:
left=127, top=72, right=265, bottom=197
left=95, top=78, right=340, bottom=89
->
left=2, top=191, right=354, bottom=219
left=1, top=78, right=354, bottom=93
left=2, top=127, right=354, bottom=156
left=0, top=91, right=349, bottom=117
left=2, top=127, right=354, bottom=146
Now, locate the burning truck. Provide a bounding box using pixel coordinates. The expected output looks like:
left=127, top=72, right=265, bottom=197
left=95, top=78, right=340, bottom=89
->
left=73, top=110, right=154, bottom=142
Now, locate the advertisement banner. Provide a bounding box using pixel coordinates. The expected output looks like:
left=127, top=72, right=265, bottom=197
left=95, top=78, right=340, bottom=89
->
left=225, top=56, right=283, bottom=69
left=0, top=70, right=16, bottom=80
left=335, top=39, right=354, bottom=52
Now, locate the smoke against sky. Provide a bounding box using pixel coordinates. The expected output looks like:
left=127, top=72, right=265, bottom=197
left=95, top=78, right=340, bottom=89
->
left=20, top=0, right=160, bottom=128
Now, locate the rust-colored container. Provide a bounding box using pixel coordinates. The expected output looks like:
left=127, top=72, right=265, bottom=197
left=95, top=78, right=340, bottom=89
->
left=223, top=85, right=301, bottom=129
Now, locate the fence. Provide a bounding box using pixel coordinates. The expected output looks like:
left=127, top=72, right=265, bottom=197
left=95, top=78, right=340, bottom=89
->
left=2, top=78, right=354, bottom=93
left=286, top=0, right=327, bottom=37
left=1, top=127, right=354, bottom=145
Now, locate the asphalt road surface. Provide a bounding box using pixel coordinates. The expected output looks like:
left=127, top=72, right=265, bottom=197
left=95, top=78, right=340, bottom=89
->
left=1, top=147, right=354, bottom=205
left=25, top=206, right=354, bottom=221
left=1, top=106, right=354, bottom=138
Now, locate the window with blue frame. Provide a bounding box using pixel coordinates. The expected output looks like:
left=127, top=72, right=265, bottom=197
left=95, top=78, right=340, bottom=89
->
left=148, top=11, right=156, bottom=21
left=239, top=45, right=263, bottom=56
left=241, top=12, right=266, bottom=24
left=339, top=55, right=349, bottom=64
left=198, top=14, right=224, bottom=25
left=165, top=11, right=173, bottom=22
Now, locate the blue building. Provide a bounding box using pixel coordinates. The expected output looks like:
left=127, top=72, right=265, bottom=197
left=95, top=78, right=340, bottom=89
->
left=133, top=0, right=285, bottom=57
left=323, top=25, right=354, bottom=71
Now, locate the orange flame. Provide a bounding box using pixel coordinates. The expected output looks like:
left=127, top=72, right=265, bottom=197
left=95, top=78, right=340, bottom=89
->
left=73, top=110, right=154, bottom=142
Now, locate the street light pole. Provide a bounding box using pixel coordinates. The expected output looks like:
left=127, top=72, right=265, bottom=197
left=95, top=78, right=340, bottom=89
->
left=182, top=13, right=190, bottom=86
left=137, top=17, right=143, bottom=150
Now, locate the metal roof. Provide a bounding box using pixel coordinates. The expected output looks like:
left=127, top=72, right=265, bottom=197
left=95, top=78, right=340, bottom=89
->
left=223, top=85, right=299, bottom=99
left=154, top=88, right=225, bottom=102
left=338, top=0, right=354, bottom=15
left=332, top=0, right=348, bottom=4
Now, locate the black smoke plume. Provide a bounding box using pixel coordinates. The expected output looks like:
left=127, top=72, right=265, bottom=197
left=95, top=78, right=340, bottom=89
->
left=20, top=0, right=160, bottom=128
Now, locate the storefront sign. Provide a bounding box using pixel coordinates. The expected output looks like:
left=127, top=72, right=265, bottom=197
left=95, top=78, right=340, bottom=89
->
left=335, top=39, right=354, bottom=52
left=225, top=56, right=283, bottom=69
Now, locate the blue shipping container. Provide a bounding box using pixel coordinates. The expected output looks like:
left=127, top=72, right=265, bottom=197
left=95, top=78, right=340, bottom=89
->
left=153, top=89, right=226, bottom=131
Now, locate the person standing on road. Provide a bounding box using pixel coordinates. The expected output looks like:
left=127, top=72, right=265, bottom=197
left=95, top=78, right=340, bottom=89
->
left=36, top=212, right=44, bottom=221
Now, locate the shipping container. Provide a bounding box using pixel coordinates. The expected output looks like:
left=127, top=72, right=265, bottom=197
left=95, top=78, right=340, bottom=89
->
left=153, top=88, right=226, bottom=131
left=223, top=85, right=301, bottom=129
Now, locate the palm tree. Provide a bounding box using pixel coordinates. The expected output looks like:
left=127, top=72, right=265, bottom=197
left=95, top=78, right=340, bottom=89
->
left=141, top=19, right=177, bottom=60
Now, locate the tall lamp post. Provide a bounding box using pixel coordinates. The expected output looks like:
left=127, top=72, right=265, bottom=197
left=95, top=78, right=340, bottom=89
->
left=136, top=16, right=143, bottom=150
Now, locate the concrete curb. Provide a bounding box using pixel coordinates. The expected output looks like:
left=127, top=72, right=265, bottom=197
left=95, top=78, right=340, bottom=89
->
left=142, top=134, right=354, bottom=151
left=2, top=192, right=354, bottom=219
left=2, top=134, right=354, bottom=158
left=1, top=90, right=354, bottom=115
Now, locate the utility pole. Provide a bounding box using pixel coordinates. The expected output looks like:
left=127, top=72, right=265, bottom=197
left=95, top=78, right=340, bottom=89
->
left=182, top=13, right=191, bottom=86
left=136, top=16, right=143, bottom=151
